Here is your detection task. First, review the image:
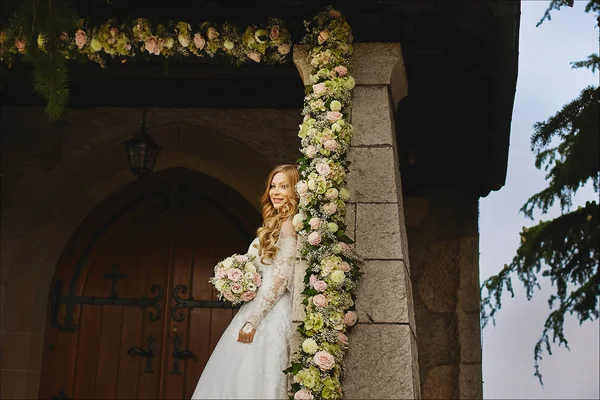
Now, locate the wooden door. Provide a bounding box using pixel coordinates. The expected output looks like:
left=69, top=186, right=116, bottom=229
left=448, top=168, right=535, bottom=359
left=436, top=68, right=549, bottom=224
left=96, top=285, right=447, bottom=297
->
left=39, top=170, right=259, bottom=399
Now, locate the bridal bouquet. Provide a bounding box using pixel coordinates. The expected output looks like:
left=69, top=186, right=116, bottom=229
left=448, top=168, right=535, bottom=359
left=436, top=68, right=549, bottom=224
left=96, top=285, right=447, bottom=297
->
left=209, top=254, right=262, bottom=306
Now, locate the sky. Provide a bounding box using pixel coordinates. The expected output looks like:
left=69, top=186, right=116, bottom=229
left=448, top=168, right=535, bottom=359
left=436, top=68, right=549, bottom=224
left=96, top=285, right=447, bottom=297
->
left=479, top=1, right=599, bottom=399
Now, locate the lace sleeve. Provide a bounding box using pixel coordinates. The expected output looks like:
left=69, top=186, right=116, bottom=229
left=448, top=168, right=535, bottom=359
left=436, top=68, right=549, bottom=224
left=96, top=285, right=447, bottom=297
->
left=245, top=219, right=297, bottom=329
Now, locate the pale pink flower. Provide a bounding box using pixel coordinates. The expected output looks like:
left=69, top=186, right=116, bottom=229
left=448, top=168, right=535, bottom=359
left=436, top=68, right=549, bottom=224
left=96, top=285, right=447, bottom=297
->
left=277, top=43, right=290, bottom=55
left=308, top=231, right=321, bottom=246
left=314, top=350, right=335, bottom=370
left=294, top=389, right=314, bottom=400
left=316, top=162, right=331, bottom=177
left=305, top=145, right=317, bottom=158
left=110, top=27, right=118, bottom=37
left=303, top=113, right=311, bottom=122
left=323, top=202, right=337, bottom=215
left=323, top=139, right=338, bottom=152
left=223, top=291, right=236, bottom=302
left=338, top=242, right=350, bottom=253
left=227, top=268, right=243, bottom=282
left=318, top=30, right=330, bottom=44
left=312, top=83, right=326, bottom=96
left=15, top=38, right=25, bottom=52
left=253, top=273, right=262, bottom=287
left=207, top=27, right=219, bottom=41
left=313, top=280, right=328, bottom=292
left=231, top=282, right=243, bottom=294
left=144, top=37, right=159, bottom=55
left=309, top=274, right=318, bottom=287
left=270, top=25, right=280, bottom=40
left=309, top=217, right=321, bottom=231
left=235, top=255, right=247, bottom=263
left=216, top=269, right=227, bottom=279
left=339, top=262, right=351, bottom=272
left=334, top=65, right=348, bottom=77
left=329, top=9, right=342, bottom=18
left=344, top=311, right=358, bottom=327
left=75, top=30, right=87, bottom=49
left=327, top=111, right=343, bottom=122
left=337, top=332, right=349, bottom=345
left=296, top=181, right=308, bottom=196
left=194, top=33, right=206, bottom=50
left=178, top=34, right=190, bottom=47
left=241, top=291, right=256, bottom=302
left=247, top=51, right=261, bottom=63
left=313, top=294, right=329, bottom=308
left=325, top=188, right=339, bottom=200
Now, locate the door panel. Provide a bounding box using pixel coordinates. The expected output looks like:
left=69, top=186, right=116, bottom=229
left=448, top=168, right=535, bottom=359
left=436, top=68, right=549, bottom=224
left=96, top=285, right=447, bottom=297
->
left=39, top=171, right=259, bottom=400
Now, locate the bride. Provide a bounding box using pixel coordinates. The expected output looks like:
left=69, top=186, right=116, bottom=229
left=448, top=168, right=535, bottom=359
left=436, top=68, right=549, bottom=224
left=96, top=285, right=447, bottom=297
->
left=192, top=164, right=300, bottom=400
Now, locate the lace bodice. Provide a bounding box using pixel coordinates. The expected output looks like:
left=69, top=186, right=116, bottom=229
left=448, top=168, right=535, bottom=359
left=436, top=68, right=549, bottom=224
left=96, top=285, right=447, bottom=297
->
left=245, top=220, right=297, bottom=329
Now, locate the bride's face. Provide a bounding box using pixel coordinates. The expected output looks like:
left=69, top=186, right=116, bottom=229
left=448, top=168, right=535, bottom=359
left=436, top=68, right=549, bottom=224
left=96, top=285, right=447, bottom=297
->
left=269, top=172, right=291, bottom=210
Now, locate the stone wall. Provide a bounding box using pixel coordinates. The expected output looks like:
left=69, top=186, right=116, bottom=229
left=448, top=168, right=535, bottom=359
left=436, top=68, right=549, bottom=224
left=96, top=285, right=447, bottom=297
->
left=404, top=187, right=482, bottom=399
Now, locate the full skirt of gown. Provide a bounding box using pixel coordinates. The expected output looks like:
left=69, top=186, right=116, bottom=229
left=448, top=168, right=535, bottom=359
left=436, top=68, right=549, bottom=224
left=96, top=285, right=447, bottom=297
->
left=191, top=238, right=293, bottom=400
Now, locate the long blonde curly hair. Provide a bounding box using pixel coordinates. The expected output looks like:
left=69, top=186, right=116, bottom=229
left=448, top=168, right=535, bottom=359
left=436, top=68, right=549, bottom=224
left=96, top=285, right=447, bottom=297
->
left=256, top=164, right=299, bottom=264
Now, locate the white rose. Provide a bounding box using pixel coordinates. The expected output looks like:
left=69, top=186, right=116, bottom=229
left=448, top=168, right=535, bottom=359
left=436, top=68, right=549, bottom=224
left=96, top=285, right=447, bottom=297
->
left=244, top=271, right=254, bottom=280
left=222, top=257, right=234, bottom=268
left=215, top=279, right=226, bottom=291
left=330, top=270, right=345, bottom=284
left=244, top=262, right=257, bottom=273
left=305, top=145, right=317, bottom=158
left=293, top=213, right=305, bottom=231
left=247, top=283, right=257, bottom=292
left=302, top=338, right=319, bottom=354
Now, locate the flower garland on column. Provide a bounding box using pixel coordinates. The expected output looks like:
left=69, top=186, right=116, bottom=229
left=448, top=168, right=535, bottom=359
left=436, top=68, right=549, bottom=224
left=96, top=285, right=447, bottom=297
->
left=288, top=7, right=362, bottom=400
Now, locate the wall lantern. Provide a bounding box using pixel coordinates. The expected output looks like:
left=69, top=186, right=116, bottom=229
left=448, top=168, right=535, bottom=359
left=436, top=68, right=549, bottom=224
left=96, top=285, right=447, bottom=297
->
left=123, top=108, right=161, bottom=179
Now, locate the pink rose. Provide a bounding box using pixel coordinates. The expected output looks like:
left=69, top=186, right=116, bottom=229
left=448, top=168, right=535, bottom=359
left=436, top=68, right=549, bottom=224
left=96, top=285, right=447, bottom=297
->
left=312, top=294, right=329, bottom=308
left=75, top=30, right=87, bottom=49
left=309, top=274, right=318, bottom=287
left=235, top=255, right=247, bottom=263
left=15, top=38, right=25, bottom=52
left=207, top=27, right=219, bottom=41
left=312, top=83, right=326, bottom=96
left=334, top=65, right=348, bottom=77
left=318, top=30, right=330, bottom=44
left=270, top=25, right=280, bottom=40
left=313, top=280, right=328, bottom=292
left=231, top=283, right=243, bottom=294
left=316, top=162, right=331, bottom=177
left=253, top=273, right=262, bottom=287
left=144, top=37, right=159, bottom=55
left=308, top=231, right=321, bottom=246
left=194, top=33, right=206, bottom=50
left=227, top=268, right=243, bottom=282
left=247, top=51, right=261, bottom=63
left=241, top=291, right=256, bottom=302
left=337, top=332, right=349, bottom=345
left=323, top=139, right=338, bottom=152
left=313, top=350, right=335, bottom=370
left=223, top=291, right=236, bottom=302
left=216, top=269, right=227, bottom=279
left=294, top=389, right=314, bottom=400
left=327, top=111, right=343, bottom=122
left=344, top=311, right=358, bottom=327
left=323, top=202, right=337, bottom=215
left=296, top=181, right=308, bottom=196
left=338, top=242, right=350, bottom=253
left=309, top=217, right=321, bottom=230
left=277, top=43, right=290, bottom=55
left=339, top=262, right=351, bottom=272
left=329, top=9, right=342, bottom=18
left=305, top=145, right=317, bottom=158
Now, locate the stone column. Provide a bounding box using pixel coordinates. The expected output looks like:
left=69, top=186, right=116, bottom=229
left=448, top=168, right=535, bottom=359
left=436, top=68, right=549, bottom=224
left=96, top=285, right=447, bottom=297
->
left=293, top=43, right=420, bottom=399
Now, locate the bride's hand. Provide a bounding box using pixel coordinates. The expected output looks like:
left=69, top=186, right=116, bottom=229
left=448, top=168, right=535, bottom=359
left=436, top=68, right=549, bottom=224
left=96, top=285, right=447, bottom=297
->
left=238, top=322, right=256, bottom=344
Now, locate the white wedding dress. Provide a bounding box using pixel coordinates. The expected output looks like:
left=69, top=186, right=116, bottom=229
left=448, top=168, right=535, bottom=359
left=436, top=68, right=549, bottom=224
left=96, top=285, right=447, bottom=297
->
left=191, top=223, right=297, bottom=400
